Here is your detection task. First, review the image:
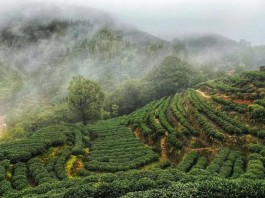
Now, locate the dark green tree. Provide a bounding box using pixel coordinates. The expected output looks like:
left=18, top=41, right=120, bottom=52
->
left=68, top=75, right=104, bottom=124
left=145, top=55, right=195, bottom=98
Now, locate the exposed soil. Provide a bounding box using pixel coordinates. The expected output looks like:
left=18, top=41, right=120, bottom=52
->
left=133, top=125, right=168, bottom=161
left=160, top=132, right=168, bottom=161
left=134, top=128, right=141, bottom=139
left=65, top=156, right=85, bottom=177
left=196, top=89, right=211, bottom=99
left=233, top=99, right=252, bottom=105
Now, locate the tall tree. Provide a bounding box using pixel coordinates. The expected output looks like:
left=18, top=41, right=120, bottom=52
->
left=145, top=55, right=194, bottom=98
left=68, top=75, right=104, bottom=124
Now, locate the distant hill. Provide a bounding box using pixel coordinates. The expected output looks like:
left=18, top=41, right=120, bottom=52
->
left=0, top=3, right=169, bottom=98
left=175, top=33, right=240, bottom=50
left=172, top=33, right=265, bottom=69
left=0, top=3, right=164, bottom=45
left=0, top=3, right=265, bottom=116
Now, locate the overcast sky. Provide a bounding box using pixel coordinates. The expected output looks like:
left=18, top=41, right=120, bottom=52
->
left=1, top=0, right=265, bottom=45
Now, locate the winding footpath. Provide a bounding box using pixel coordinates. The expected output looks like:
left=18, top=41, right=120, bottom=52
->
left=196, top=89, right=211, bottom=99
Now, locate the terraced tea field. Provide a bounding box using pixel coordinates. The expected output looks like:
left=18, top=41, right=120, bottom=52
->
left=0, top=71, right=264, bottom=197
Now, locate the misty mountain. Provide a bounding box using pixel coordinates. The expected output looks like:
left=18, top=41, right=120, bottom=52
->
left=172, top=33, right=265, bottom=69
left=0, top=3, right=264, bottom=107
left=0, top=3, right=175, bottom=115
left=0, top=3, right=168, bottom=86
left=175, top=33, right=240, bottom=50
left=0, top=3, right=163, bottom=46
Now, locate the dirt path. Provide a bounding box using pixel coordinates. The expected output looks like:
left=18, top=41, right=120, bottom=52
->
left=189, top=147, right=218, bottom=152
left=196, top=89, right=211, bottom=99
left=160, top=135, right=167, bottom=161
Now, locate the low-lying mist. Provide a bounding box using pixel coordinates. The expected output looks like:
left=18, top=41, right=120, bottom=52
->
left=0, top=2, right=265, bottom=133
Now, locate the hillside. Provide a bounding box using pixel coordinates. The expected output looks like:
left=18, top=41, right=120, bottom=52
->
left=0, top=63, right=23, bottom=111
left=0, top=71, right=264, bottom=197
left=0, top=3, right=265, bottom=197
left=0, top=3, right=265, bottom=107
left=0, top=3, right=170, bottom=107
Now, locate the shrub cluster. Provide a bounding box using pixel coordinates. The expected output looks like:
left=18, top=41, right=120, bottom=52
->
left=55, top=150, right=71, bottom=180
left=177, top=151, right=199, bottom=172
left=206, top=148, right=230, bottom=174
left=12, top=162, right=29, bottom=190
left=170, top=93, right=198, bottom=135
left=72, top=130, right=85, bottom=155
left=86, top=120, right=159, bottom=172
left=0, top=124, right=69, bottom=162
left=28, top=158, right=54, bottom=185
left=188, top=89, right=247, bottom=134
left=212, top=96, right=247, bottom=113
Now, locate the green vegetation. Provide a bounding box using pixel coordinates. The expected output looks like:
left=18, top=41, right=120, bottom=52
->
left=0, top=70, right=263, bottom=197
left=106, top=55, right=226, bottom=115
left=68, top=76, right=105, bottom=124
left=0, top=125, right=70, bottom=162
left=85, top=119, right=159, bottom=172
left=0, top=63, right=22, bottom=108
left=0, top=8, right=265, bottom=196
left=212, top=96, right=248, bottom=113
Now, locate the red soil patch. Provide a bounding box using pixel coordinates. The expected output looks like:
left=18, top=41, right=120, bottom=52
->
left=233, top=99, right=252, bottom=105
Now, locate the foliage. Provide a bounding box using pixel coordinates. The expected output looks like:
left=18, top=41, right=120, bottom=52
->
left=212, top=96, right=248, bottom=113
left=105, top=55, right=220, bottom=115
left=248, top=104, right=265, bottom=122
left=0, top=66, right=264, bottom=197
left=0, top=124, right=71, bottom=162
left=85, top=119, right=159, bottom=172
left=68, top=75, right=105, bottom=124
left=0, top=62, right=22, bottom=108
left=12, top=162, right=29, bottom=190
left=6, top=102, right=76, bottom=136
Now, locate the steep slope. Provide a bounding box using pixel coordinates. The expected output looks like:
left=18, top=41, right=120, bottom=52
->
left=127, top=70, right=264, bottom=159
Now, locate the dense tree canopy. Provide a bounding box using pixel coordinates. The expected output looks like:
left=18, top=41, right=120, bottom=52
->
left=106, top=56, right=205, bottom=115
left=68, top=76, right=104, bottom=124
left=145, top=55, right=195, bottom=97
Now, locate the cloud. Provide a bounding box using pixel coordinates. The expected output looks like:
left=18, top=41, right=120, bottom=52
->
left=0, top=0, right=265, bottom=45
